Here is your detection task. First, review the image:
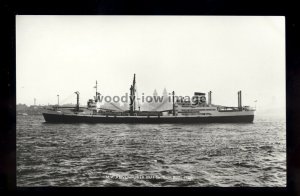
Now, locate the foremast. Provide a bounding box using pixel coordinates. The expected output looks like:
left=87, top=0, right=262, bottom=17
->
left=94, top=80, right=101, bottom=111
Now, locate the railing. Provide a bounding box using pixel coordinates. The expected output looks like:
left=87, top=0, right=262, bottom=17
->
left=217, top=106, right=255, bottom=112
left=217, top=107, right=241, bottom=112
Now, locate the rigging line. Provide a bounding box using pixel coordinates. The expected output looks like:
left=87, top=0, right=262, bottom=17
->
left=109, top=102, right=124, bottom=111
left=135, top=83, right=140, bottom=108
left=60, top=92, right=76, bottom=105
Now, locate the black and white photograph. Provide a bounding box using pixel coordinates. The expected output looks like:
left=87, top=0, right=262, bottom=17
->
left=16, top=16, right=285, bottom=187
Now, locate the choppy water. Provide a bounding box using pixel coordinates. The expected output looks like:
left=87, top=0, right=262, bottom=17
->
left=17, top=115, right=286, bottom=187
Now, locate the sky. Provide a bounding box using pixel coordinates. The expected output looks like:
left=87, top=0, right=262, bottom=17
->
left=16, top=16, right=285, bottom=116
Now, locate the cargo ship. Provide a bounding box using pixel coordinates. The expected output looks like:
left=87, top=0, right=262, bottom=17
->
left=42, top=74, right=255, bottom=123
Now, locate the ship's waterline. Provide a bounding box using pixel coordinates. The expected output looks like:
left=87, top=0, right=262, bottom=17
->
left=42, top=113, right=254, bottom=123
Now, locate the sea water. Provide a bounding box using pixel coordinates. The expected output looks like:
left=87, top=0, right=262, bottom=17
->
left=17, top=115, right=286, bottom=187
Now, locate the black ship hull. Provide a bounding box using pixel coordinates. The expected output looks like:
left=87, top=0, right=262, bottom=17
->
left=43, top=113, right=254, bottom=123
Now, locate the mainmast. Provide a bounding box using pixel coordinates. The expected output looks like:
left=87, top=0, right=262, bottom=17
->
left=129, top=74, right=136, bottom=116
